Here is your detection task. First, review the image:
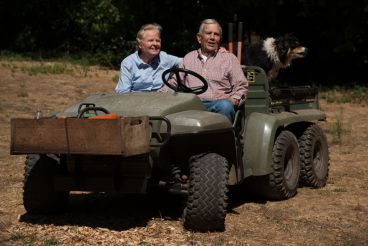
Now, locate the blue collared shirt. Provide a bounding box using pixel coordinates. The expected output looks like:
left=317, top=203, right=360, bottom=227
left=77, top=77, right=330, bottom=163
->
left=115, top=51, right=181, bottom=93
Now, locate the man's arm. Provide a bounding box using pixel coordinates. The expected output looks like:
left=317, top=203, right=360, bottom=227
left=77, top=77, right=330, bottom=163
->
left=167, top=54, right=182, bottom=68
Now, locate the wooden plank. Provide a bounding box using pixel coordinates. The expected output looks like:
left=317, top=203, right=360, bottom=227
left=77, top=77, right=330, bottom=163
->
left=66, top=118, right=123, bottom=155
left=11, top=117, right=150, bottom=156
left=11, top=118, right=68, bottom=154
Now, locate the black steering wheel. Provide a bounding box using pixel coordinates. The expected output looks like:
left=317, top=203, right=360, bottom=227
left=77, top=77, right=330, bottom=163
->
left=161, top=68, right=208, bottom=95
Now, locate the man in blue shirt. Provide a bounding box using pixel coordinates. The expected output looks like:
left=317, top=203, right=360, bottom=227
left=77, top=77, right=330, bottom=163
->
left=115, top=23, right=181, bottom=93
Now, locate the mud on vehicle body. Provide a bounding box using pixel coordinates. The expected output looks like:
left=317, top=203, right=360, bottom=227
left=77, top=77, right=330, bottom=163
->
left=11, top=66, right=329, bottom=231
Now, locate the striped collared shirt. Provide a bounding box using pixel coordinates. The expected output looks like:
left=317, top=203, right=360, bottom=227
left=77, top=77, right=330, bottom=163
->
left=179, top=49, right=248, bottom=104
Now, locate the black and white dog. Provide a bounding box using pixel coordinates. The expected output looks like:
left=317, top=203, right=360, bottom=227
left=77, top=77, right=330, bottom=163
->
left=242, top=34, right=308, bottom=81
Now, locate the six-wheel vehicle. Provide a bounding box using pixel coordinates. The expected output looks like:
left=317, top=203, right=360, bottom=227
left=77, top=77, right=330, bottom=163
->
left=11, top=66, right=329, bottom=231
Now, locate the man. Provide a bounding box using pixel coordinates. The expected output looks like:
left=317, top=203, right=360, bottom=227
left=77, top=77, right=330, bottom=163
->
left=163, top=19, right=248, bottom=121
left=115, top=23, right=181, bottom=93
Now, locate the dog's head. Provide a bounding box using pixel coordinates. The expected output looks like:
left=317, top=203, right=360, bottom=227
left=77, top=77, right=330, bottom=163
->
left=276, top=33, right=308, bottom=66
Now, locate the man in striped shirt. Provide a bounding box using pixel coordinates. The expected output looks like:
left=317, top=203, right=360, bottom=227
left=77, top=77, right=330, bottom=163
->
left=163, top=19, right=248, bottom=121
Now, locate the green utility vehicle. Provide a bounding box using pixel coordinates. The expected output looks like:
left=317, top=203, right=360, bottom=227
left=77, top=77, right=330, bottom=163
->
left=11, top=66, right=329, bottom=231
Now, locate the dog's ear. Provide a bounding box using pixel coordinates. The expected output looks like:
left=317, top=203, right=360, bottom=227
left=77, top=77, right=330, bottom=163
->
left=284, top=33, right=300, bottom=47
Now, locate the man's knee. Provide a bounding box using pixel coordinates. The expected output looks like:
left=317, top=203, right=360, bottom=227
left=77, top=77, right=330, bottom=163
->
left=216, top=99, right=234, bottom=111
left=216, top=99, right=235, bottom=120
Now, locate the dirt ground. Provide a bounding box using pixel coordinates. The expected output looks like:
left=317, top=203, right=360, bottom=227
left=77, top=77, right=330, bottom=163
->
left=0, top=61, right=367, bottom=245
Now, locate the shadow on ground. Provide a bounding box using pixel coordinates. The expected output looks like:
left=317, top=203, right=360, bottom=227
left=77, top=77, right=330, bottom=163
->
left=18, top=183, right=268, bottom=231
left=19, top=191, right=185, bottom=231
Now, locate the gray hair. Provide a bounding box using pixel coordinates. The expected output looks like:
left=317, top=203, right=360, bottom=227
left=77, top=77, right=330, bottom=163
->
left=198, top=19, right=222, bottom=36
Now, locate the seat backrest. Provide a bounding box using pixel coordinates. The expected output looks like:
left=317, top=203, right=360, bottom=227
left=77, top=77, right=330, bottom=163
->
left=232, top=66, right=270, bottom=134
left=242, top=66, right=270, bottom=117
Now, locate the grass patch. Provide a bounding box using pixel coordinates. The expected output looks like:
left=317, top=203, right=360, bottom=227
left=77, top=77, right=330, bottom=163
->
left=325, top=107, right=346, bottom=145
left=0, top=51, right=95, bottom=76
left=41, top=237, right=60, bottom=246
left=21, top=63, right=74, bottom=75
left=332, top=187, right=347, bottom=192
left=10, top=232, right=37, bottom=244
left=112, top=74, right=119, bottom=83
left=320, top=85, right=368, bottom=104
left=68, top=57, right=91, bottom=77
left=332, top=115, right=343, bottom=145
left=1, top=62, right=18, bottom=73
left=2, top=60, right=76, bottom=76
left=16, top=104, right=33, bottom=113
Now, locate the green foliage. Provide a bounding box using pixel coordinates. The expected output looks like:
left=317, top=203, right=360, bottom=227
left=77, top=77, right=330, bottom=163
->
left=0, top=51, right=31, bottom=61
left=71, top=0, right=120, bottom=52
left=0, top=0, right=367, bottom=82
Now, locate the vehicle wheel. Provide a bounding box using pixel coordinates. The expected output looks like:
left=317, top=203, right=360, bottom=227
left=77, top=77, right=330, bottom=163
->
left=262, top=130, right=300, bottom=200
left=23, top=154, right=69, bottom=213
left=299, top=124, right=329, bottom=187
left=183, top=153, right=228, bottom=231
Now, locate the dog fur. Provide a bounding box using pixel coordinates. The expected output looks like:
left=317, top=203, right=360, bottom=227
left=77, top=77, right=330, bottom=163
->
left=242, top=34, right=308, bottom=81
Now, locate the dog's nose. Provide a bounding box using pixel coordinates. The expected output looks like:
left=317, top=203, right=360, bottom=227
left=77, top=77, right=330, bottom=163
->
left=304, top=47, right=309, bottom=55
left=300, top=47, right=309, bottom=56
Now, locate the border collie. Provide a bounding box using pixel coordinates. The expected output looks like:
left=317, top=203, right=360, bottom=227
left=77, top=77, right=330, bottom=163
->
left=242, top=34, right=308, bottom=81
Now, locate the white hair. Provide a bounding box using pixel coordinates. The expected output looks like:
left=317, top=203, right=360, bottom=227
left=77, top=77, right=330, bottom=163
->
left=198, top=19, right=222, bottom=36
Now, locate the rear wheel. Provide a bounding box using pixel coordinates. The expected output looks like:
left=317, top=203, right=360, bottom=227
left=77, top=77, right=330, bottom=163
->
left=183, top=153, right=228, bottom=231
left=261, top=130, right=300, bottom=200
left=23, top=154, right=69, bottom=213
left=299, top=124, right=329, bottom=187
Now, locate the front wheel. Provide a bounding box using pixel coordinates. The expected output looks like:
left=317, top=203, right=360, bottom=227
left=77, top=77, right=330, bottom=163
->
left=183, top=153, right=229, bottom=231
left=299, top=124, right=329, bottom=187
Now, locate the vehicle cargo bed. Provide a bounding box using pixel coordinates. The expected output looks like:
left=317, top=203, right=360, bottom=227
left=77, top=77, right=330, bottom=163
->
left=11, top=116, right=150, bottom=156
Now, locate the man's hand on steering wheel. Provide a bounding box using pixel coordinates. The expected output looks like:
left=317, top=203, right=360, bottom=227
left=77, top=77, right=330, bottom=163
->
left=161, top=68, right=208, bottom=95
